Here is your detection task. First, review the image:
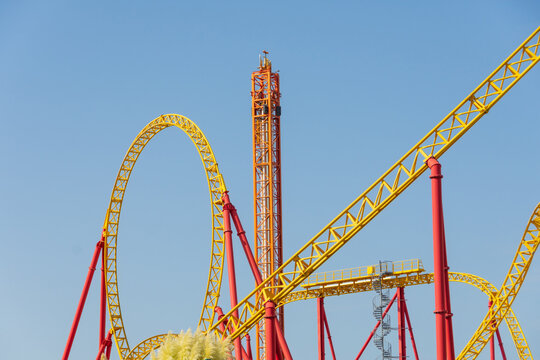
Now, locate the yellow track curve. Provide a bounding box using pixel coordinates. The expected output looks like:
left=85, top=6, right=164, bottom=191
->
left=102, top=114, right=227, bottom=359
left=282, top=270, right=532, bottom=359
left=458, top=203, right=540, bottom=359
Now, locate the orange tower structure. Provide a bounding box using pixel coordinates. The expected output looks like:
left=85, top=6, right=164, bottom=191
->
left=252, top=52, right=283, bottom=360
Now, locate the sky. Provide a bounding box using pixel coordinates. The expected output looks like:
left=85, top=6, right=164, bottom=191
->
left=1, top=1, right=539, bottom=359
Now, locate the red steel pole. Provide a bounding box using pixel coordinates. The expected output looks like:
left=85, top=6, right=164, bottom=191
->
left=317, top=297, right=325, bottom=360
left=427, top=156, right=449, bottom=360
left=95, top=330, right=112, bottom=360
left=62, top=235, right=105, bottom=360
left=495, top=329, right=507, bottom=360
left=265, top=301, right=277, bottom=360
left=402, top=297, right=420, bottom=360
left=273, top=318, right=293, bottom=360
left=442, top=229, right=455, bottom=360
left=355, top=289, right=398, bottom=360
left=100, top=229, right=106, bottom=348
left=224, top=192, right=264, bottom=285
left=397, top=287, right=407, bottom=360
left=321, top=300, right=337, bottom=360
left=223, top=204, right=243, bottom=360
left=489, top=300, right=495, bottom=360
left=246, top=334, right=253, bottom=360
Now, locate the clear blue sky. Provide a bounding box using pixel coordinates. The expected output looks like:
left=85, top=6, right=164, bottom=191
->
left=1, top=1, right=539, bottom=359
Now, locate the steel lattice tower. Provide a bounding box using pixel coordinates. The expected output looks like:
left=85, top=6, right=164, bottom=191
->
left=252, top=52, right=283, bottom=360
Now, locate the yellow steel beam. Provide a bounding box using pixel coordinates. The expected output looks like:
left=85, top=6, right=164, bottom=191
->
left=212, top=27, right=540, bottom=341
left=103, top=114, right=227, bottom=359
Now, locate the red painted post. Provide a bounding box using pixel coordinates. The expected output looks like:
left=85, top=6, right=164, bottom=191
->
left=442, top=229, right=455, bottom=360
left=246, top=334, right=253, bottom=360
left=317, top=297, right=325, bottom=360
left=265, top=301, right=277, bottom=360
left=355, top=289, right=398, bottom=360
left=488, top=300, right=495, bottom=360
left=224, top=192, right=264, bottom=285
left=273, top=317, right=293, bottom=360
left=95, top=330, right=112, bottom=360
left=397, top=287, right=406, bottom=360
left=321, top=300, right=337, bottom=360
left=62, top=234, right=105, bottom=360
left=402, top=297, right=420, bottom=360
left=100, top=229, right=106, bottom=348
left=223, top=204, right=243, bottom=360
left=427, top=156, right=449, bottom=360
left=495, top=329, right=507, bottom=360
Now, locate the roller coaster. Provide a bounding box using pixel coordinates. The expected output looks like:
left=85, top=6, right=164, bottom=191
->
left=62, top=26, right=540, bottom=360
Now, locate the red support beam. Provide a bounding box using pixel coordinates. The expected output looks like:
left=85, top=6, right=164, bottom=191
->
left=427, top=157, right=452, bottom=360
left=95, top=330, right=112, bottom=360
left=397, top=287, right=407, bottom=360
left=99, top=229, right=107, bottom=348
left=62, top=232, right=105, bottom=360
left=355, top=289, right=399, bottom=360
left=495, top=329, right=507, bottom=360
left=223, top=204, right=243, bottom=360
left=246, top=334, right=253, bottom=360
left=273, top=318, right=293, bottom=360
left=317, top=297, right=325, bottom=360
left=402, top=296, right=420, bottom=360
left=224, top=192, right=264, bottom=285
left=321, top=300, right=337, bottom=360
left=265, top=301, right=277, bottom=360
left=442, top=228, right=455, bottom=360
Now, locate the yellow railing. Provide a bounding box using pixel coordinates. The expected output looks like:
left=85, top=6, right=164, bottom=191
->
left=302, top=259, right=424, bottom=287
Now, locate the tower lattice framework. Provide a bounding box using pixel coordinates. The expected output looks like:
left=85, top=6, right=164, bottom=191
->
left=252, top=53, right=283, bottom=360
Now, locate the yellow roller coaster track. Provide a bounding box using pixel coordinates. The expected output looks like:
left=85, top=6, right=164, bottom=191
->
left=212, top=26, right=540, bottom=342
left=102, top=114, right=227, bottom=360
left=458, top=203, right=540, bottom=359
left=282, top=269, right=532, bottom=359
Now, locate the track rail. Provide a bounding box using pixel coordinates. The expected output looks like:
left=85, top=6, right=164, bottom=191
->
left=103, top=114, right=227, bottom=359
left=283, top=271, right=532, bottom=359
left=457, top=203, right=540, bottom=359
left=213, top=26, right=540, bottom=341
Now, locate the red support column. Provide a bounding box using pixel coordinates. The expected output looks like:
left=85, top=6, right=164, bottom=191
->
left=100, top=229, right=107, bottom=348
left=223, top=203, right=243, bottom=360
left=355, top=289, right=398, bottom=360
left=95, top=330, right=112, bottom=360
left=246, top=334, right=253, bottom=360
left=265, top=301, right=277, bottom=360
left=427, top=157, right=450, bottom=360
left=224, top=192, right=264, bottom=285
left=273, top=318, right=293, bottom=360
left=321, top=300, right=337, bottom=360
left=489, top=301, right=495, bottom=360
left=442, top=229, right=455, bottom=360
left=62, top=233, right=105, bottom=360
left=397, top=287, right=407, bottom=360
left=402, top=297, right=420, bottom=360
left=317, top=297, right=325, bottom=360
left=495, top=329, right=507, bottom=360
